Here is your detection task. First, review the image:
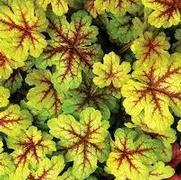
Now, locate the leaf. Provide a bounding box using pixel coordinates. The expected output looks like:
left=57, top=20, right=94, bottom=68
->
left=38, top=10, right=103, bottom=91
left=26, top=69, right=64, bottom=121
left=27, top=155, right=64, bottom=180
left=85, top=0, right=98, bottom=18
left=0, top=0, right=48, bottom=60
left=48, top=107, right=110, bottom=179
left=0, top=86, right=9, bottom=108
left=7, top=126, right=56, bottom=177
left=62, top=74, right=119, bottom=120
left=142, top=0, right=181, bottom=28
left=0, top=105, right=32, bottom=136
left=35, top=0, right=68, bottom=16
left=173, top=29, right=181, bottom=53
left=121, top=53, right=181, bottom=132
left=148, top=162, right=174, bottom=180
left=131, top=31, right=170, bottom=68
left=93, top=52, right=131, bottom=98
left=105, top=128, right=163, bottom=180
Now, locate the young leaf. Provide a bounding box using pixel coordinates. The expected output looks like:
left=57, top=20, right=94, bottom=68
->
left=27, top=155, right=64, bottom=180
left=0, top=0, right=48, bottom=60
left=131, top=32, right=170, bottom=68
left=35, top=0, right=68, bottom=16
left=38, top=10, right=103, bottom=91
left=7, top=126, right=56, bottom=177
left=0, top=86, right=9, bottom=108
left=93, top=52, right=131, bottom=98
left=0, top=105, right=32, bottom=136
left=48, top=107, right=110, bottom=179
left=106, top=128, right=163, bottom=179
left=62, top=74, right=119, bottom=120
left=26, top=69, right=64, bottom=120
left=121, top=53, right=181, bottom=132
left=142, top=0, right=181, bottom=28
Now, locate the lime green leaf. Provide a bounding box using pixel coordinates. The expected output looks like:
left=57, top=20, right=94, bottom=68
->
left=7, top=126, right=56, bottom=178
left=148, top=162, right=174, bottom=180
left=28, top=155, right=64, bottom=180
left=106, top=128, right=163, bottom=180
left=48, top=107, right=110, bottom=179
left=62, top=74, right=119, bottom=120
left=0, top=86, right=9, bottom=108
left=0, top=105, right=32, bottom=136
left=35, top=0, right=68, bottom=16
left=142, top=0, right=181, bottom=28
left=0, top=0, right=48, bottom=60
left=26, top=69, right=64, bottom=120
left=177, top=119, right=181, bottom=132
left=131, top=32, right=170, bottom=68
left=93, top=52, right=131, bottom=98
left=57, top=168, right=75, bottom=180
left=122, top=53, right=181, bottom=132
left=38, top=10, right=103, bottom=91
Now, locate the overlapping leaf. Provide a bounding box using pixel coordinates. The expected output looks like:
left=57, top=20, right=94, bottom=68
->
left=0, top=105, right=32, bottom=136
left=7, top=126, right=56, bottom=178
left=48, top=107, right=110, bottom=179
left=106, top=128, right=163, bottom=179
left=26, top=69, right=64, bottom=121
left=142, top=0, right=181, bottom=28
left=38, top=10, right=102, bottom=91
left=93, top=52, right=131, bottom=98
left=0, top=86, right=9, bottom=108
left=0, top=0, right=48, bottom=60
left=122, top=53, right=181, bottom=132
left=131, top=32, right=170, bottom=68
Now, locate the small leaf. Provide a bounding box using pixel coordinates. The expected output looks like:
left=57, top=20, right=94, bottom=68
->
left=48, top=107, right=110, bottom=179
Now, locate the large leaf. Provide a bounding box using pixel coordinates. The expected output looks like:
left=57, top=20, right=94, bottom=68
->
left=122, top=53, right=181, bottom=132
left=38, top=10, right=103, bottom=91
left=48, top=107, right=110, bottom=179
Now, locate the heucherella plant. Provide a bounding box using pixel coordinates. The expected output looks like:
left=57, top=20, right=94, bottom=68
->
left=0, top=0, right=180, bottom=179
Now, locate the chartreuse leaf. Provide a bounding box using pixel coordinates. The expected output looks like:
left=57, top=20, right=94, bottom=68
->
left=35, top=0, right=68, bottom=16
left=122, top=53, right=181, bottom=132
left=0, top=0, right=48, bottom=60
left=177, top=119, right=181, bottom=132
left=85, top=0, right=98, bottom=18
left=38, top=10, right=102, bottom=91
left=7, top=126, right=56, bottom=178
left=27, top=155, right=64, bottom=180
left=0, top=86, right=9, bottom=108
left=62, top=74, right=119, bottom=120
left=48, top=107, right=110, bottom=179
left=105, top=128, right=163, bottom=180
left=93, top=52, right=131, bottom=98
left=142, top=0, right=181, bottom=28
left=26, top=69, right=64, bottom=121
left=131, top=31, right=170, bottom=68
left=0, top=105, right=32, bottom=136
left=148, top=162, right=174, bottom=180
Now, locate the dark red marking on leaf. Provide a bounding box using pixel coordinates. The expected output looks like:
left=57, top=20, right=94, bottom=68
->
left=114, top=138, right=153, bottom=171
left=0, top=52, right=7, bottom=67
left=133, top=66, right=181, bottom=115
left=43, top=18, right=96, bottom=82
left=16, top=135, right=46, bottom=167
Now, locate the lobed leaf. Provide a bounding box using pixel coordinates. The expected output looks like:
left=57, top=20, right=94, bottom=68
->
left=48, top=107, right=110, bottom=179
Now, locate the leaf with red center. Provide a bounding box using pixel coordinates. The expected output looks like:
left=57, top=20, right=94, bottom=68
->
left=27, top=155, right=64, bottom=180
left=131, top=31, right=170, bottom=68
left=38, top=10, right=103, bottom=91
left=48, top=107, right=110, bottom=179
left=142, top=0, right=181, bottom=28
left=0, top=105, right=32, bottom=136
left=0, top=0, right=48, bottom=60
left=35, top=0, right=68, bottom=16
left=25, top=69, right=64, bottom=121
left=7, top=126, right=56, bottom=178
left=93, top=52, right=131, bottom=98
left=62, top=74, right=119, bottom=120
left=148, top=162, right=174, bottom=180
left=0, top=86, right=9, bottom=108
left=121, top=53, right=181, bottom=132
left=105, top=128, right=163, bottom=179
